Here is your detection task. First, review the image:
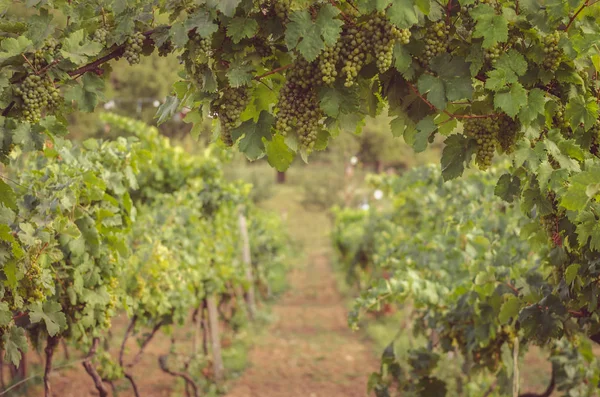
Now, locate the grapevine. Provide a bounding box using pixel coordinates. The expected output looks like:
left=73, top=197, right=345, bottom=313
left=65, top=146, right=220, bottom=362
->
left=542, top=31, right=563, bottom=72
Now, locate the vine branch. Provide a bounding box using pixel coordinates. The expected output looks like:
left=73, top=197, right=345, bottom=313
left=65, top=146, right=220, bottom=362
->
left=255, top=64, right=293, bottom=80
left=82, top=338, right=109, bottom=397
left=563, top=0, right=590, bottom=31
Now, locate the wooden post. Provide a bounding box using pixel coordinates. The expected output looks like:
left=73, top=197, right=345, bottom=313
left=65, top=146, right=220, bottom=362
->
left=206, top=294, right=224, bottom=383
left=238, top=213, right=256, bottom=320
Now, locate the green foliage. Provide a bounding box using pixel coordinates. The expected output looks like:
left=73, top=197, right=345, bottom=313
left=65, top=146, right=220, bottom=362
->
left=1, top=0, right=600, bottom=394
left=334, top=165, right=600, bottom=395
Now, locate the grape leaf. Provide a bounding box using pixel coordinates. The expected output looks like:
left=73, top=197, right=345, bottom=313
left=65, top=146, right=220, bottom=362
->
left=318, top=86, right=359, bottom=118
left=0, top=179, right=17, bottom=211
left=493, top=83, right=527, bottom=118
left=0, top=36, right=33, bottom=61
left=227, top=61, right=254, bottom=87
left=232, top=111, right=274, bottom=160
left=155, top=96, right=180, bottom=125
left=60, top=29, right=103, bottom=64
left=575, top=211, right=600, bottom=251
left=417, top=74, right=446, bottom=110
left=518, top=88, right=546, bottom=124
left=471, top=4, right=508, bottom=48
left=414, top=116, right=436, bottom=152
left=387, top=0, right=419, bottom=29
left=227, top=17, right=258, bottom=44
left=565, top=95, right=599, bottom=132
left=185, top=9, right=218, bottom=38
left=495, top=173, right=521, bottom=203
left=499, top=295, right=521, bottom=324
left=285, top=6, right=342, bottom=61
left=29, top=301, right=67, bottom=336
left=390, top=116, right=406, bottom=138
left=560, top=165, right=600, bottom=211
left=440, top=134, right=474, bottom=181
left=2, top=326, right=28, bottom=366
left=264, top=134, right=294, bottom=171
left=64, top=74, right=105, bottom=113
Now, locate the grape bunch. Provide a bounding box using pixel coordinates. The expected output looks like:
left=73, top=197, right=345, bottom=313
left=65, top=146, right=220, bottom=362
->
left=31, top=39, right=59, bottom=70
left=158, top=40, right=174, bottom=57
left=420, top=21, right=450, bottom=65
left=123, top=32, right=145, bottom=65
left=318, top=44, right=341, bottom=85
left=273, top=0, right=291, bottom=20
left=369, top=13, right=411, bottom=73
left=275, top=58, right=323, bottom=150
left=15, top=74, right=61, bottom=123
left=252, top=37, right=273, bottom=58
left=542, top=31, right=563, bottom=72
left=93, top=27, right=108, bottom=47
left=211, top=87, right=250, bottom=146
left=340, top=25, right=369, bottom=87
left=183, top=35, right=213, bottom=89
left=464, top=117, right=500, bottom=170
left=496, top=114, right=520, bottom=154
left=484, top=43, right=502, bottom=66
left=552, top=104, right=571, bottom=134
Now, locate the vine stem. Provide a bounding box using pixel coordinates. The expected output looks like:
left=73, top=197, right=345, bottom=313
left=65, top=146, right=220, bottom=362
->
left=43, top=336, right=59, bottom=397
left=564, top=0, right=590, bottom=31
left=126, top=320, right=164, bottom=368
left=407, top=82, right=499, bottom=120
left=82, top=338, right=109, bottom=397
left=119, top=315, right=137, bottom=367
left=328, top=0, right=353, bottom=23
left=158, top=354, right=199, bottom=397
left=255, top=64, right=292, bottom=80
left=21, top=54, right=36, bottom=72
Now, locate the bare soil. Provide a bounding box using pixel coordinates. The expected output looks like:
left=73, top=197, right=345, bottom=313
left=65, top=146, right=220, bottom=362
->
left=225, top=251, right=378, bottom=397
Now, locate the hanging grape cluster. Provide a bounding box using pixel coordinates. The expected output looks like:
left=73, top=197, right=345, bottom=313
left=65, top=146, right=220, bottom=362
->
left=336, top=14, right=411, bottom=87
left=276, top=58, right=323, bottom=150
left=158, top=40, right=174, bottom=57
left=123, top=32, right=145, bottom=65
left=319, top=44, right=341, bottom=85
left=93, top=27, right=108, bottom=47
left=15, top=74, right=61, bottom=123
left=464, top=117, right=500, bottom=169
left=183, top=34, right=212, bottom=88
left=211, top=87, right=250, bottom=146
left=370, top=14, right=411, bottom=73
left=553, top=103, right=571, bottom=136
left=542, top=31, right=563, bottom=72
left=30, top=39, right=59, bottom=70
left=484, top=43, right=502, bottom=66
left=419, top=20, right=450, bottom=65
left=496, top=115, right=520, bottom=154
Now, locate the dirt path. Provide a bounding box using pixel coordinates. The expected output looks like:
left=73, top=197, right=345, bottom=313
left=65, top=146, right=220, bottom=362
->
left=226, top=250, right=378, bottom=397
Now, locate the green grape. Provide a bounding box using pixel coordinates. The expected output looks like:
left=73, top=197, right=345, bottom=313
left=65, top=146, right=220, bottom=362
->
left=340, top=25, right=369, bottom=87
left=275, top=58, right=323, bottom=151
left=464, top=117, right=499, bottom=170
left=31, top=38, right=59, bottom=70
left=123, top=32, right=145, bottom=65
left=93, top=27, right=108, bottom=47
left=496, top=114, right=520, bottom=154
left=273, top=0, right=291, bottom=20
left=15, top=74, right=61, bottom=123
left=183, top=35, right=212, bottom=89
left=484, top=43, right=501, bottom=65
left=419, top=20, right=450, bottom=65
left=369, top=13, right=411, bottom=73
left=318, top=43, right=341, bottom=85
left=542, top=31, right=563, bottom=72
left=211, top=86, right=250, bottom=146
left=553, top=104, right=571, bottom=136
